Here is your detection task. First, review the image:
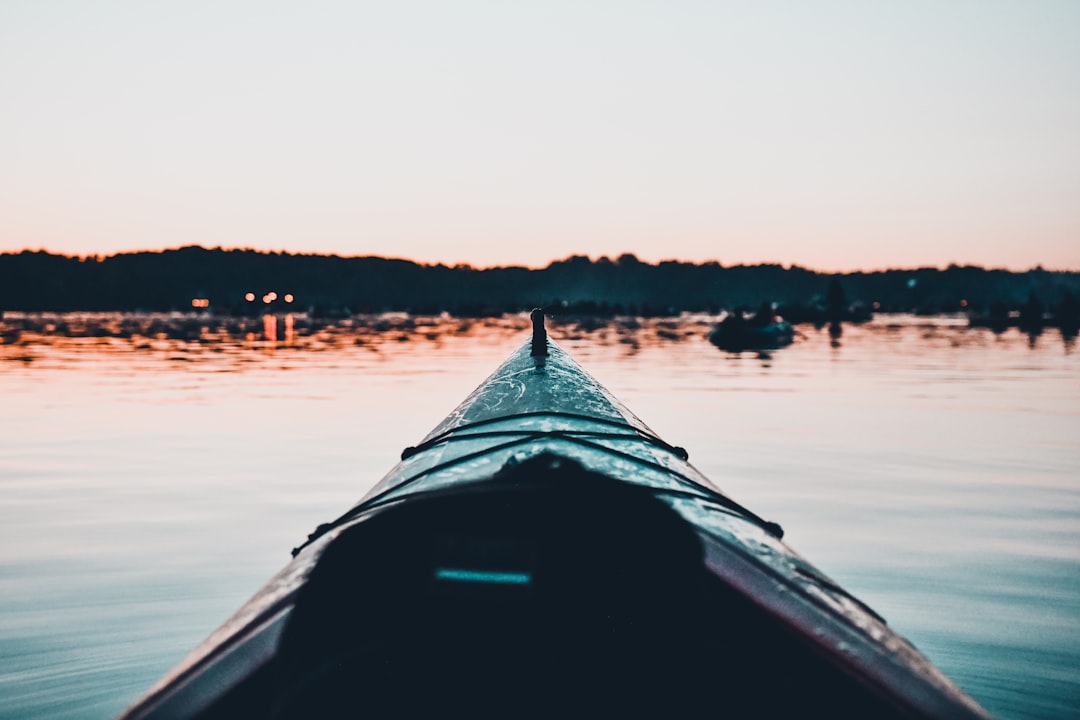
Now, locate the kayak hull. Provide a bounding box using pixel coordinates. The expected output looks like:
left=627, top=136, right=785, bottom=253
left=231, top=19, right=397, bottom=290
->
left=119, top=337, right=990, bottom=719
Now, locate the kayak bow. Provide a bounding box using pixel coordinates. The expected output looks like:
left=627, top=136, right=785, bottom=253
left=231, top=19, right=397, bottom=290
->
left=119, top=314, right=991, bottom=719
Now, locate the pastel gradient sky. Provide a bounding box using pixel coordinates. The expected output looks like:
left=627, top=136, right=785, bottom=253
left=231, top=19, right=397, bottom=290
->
left=2, top=1, right=1078, bottom=270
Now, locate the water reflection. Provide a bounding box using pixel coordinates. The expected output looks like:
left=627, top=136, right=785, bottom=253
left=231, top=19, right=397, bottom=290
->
left=0, top=312, right=717, bottom=360
left=1, top=310, right=1078, bottom=720
left=828, top=321, right=843, bottom=349
left=263, top=314, right=277, bottom=343
left=1, top=312, right=1078, bottom=368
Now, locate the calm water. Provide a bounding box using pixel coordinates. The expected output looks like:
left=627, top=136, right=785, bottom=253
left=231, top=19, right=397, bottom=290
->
left=1, top=312, right=1077, bottom=719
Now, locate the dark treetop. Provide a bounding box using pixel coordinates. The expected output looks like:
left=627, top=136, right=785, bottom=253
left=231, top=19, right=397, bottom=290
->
left=2, top=246, right=1078, bottom=317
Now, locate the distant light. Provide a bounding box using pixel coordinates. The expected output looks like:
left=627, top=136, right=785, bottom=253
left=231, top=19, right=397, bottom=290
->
left=960, top=299, right=968, bottom=308
left=191, top=298, right=209, bottom=308
left=267, top=291, right=278, bottom=302
left=872, top=301, right=880, bottom=310
left=245, top=292, right=255, bottom=302
left=262, top=294, right=273, bottom=304
left=284, top=294, right=294, bottom=303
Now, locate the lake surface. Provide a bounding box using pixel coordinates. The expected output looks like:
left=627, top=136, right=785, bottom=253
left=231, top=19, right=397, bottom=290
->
left=1, top=312, right=1077, bottom=719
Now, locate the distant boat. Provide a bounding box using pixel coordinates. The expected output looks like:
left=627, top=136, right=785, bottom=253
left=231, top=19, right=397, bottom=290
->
left=118, top=312, right=988, bottom=719
left=708, top=310, right=795, bottom=352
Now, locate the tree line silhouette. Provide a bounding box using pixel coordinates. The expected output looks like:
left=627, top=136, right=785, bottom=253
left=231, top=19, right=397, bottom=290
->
left=2, top=246, right=1078, bottom=320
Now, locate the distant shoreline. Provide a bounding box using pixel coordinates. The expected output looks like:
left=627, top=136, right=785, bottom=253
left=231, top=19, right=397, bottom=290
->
left=2, top=246, right=1079, bottom=317
left=8, top=245, right=1077, bottom=275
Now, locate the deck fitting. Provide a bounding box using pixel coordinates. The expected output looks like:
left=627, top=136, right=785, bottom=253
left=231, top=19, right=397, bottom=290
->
left=530, top=308, right=548, bottom=365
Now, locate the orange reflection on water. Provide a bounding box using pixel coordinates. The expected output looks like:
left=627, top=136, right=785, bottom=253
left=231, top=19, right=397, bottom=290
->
left=260, top=314, right=296, bottom=345
left=0, top=312, right=1074, bottom=370
left=263, top=314, right=277, bottom=343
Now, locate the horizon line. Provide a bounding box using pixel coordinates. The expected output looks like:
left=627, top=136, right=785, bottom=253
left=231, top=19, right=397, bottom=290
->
left=3, top=244, right=1077, bottom=275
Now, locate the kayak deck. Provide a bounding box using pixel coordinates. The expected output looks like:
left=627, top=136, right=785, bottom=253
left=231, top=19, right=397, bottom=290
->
left=119, top=331, right=991, bottom=720
left=298, top=339, right=782, bottom=552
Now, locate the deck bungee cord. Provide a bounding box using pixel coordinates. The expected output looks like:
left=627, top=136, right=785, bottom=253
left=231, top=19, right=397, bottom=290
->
left=294, top=414, right=784, bottom=556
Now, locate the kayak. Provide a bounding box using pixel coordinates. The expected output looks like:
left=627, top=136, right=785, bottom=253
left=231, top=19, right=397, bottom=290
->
left=119, top=311, right=990, bottom=719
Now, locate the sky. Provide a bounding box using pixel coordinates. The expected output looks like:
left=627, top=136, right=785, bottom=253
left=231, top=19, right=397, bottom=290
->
left=1, top=0, right=1078, bottom=271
